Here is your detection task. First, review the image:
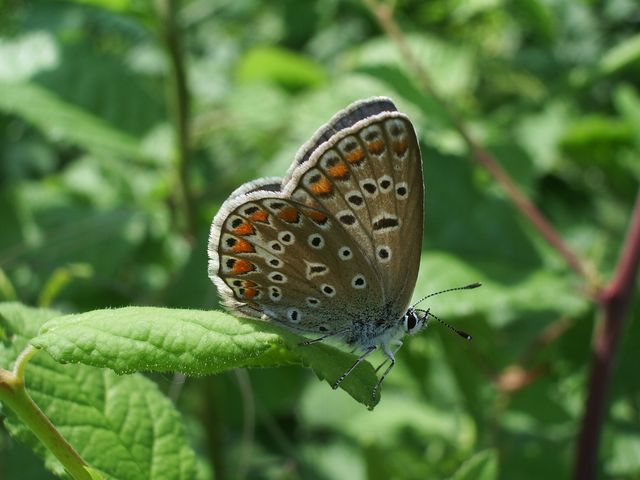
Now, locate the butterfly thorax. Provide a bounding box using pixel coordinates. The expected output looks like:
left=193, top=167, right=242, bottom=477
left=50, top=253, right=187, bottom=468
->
left=343, top=305, right=426, bottom=349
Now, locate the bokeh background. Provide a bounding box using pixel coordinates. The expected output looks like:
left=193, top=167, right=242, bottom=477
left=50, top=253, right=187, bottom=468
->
left=1, top=0, right=639, bottom=479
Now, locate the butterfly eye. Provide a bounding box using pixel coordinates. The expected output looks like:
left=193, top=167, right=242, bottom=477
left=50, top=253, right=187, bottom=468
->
left=403, top=311, right=423, bottom=335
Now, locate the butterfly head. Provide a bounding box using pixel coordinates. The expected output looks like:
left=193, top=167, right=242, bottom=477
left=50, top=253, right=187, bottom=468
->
left=402, top=308, right=427, bottom=336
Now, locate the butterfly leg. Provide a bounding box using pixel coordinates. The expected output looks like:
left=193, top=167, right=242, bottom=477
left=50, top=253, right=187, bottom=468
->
left=374, top=340, right=403, bottom=373
left=298, top=328, right=348, bottom=346
left=332, top=346, right=377, bottom=390
left=299, top=333, right=334, bottom=346
left=371, top=342, right=401, bottom=399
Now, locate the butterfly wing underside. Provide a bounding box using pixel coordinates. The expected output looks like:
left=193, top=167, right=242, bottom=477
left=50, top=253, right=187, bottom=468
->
left=208, top=97, right=423, bottom=339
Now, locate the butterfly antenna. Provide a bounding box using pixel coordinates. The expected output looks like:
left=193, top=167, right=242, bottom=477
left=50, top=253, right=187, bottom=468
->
left=411, top=282, right=481, bottom=309
left=416, top=308, right=472, bottom=340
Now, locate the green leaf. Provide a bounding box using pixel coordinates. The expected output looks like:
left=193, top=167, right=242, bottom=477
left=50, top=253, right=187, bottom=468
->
left=66, top=0, right=136, bottom=13
left=236, top=46, right=327, bottom=90
left=0, top=32, right=58, bottom=82
left=415, top=251, right=589, bottom=326
left=515, top=102, right=570, bottom=173
left=613, top=84, right=640, bottom=145
left=600, top=33, right=640, bottom=75
left=85, top=466, right=106, bottom=480
left=32, top=307, right=381, bottom=408
left=559, top=115, right=635, bottom=165
left=450, top=449, right=498, bottom=480
left=0, top=303, right=197, bottom=480
left=512, top=0, right=556, bottom=44
left=0, top=82, right=143, bottom=161
left=33, top=307, right=298, bottom=374
left=348, top=34, right=477, bottom=99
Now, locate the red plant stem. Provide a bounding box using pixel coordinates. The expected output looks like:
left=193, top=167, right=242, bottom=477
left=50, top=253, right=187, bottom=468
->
left=575, top=191, right=640, bottom=480
left=361, top=0, right=593, bottom=285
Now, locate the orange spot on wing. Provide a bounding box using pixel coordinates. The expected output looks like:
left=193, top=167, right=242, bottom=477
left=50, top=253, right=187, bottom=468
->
left=232, top=259, right=255, bottom=274
left=278, top=207, right=300, bottom=223
left=244, top=287, right=258, bottom=299
left=232, top=239, right=255, bottom=254
left=309, top=176, right=333, bottom=195
left=392, top=140, right=409, bottom=156
left=367, top=139, right=385, bottom=154
left=304, top=209, right=328, bottom=225
left=233, top=222, right=255, bottom=236
left=249, top=210, right=269, bottom=223
left=345, top=148, right=365, bottom=164
left=328, top=162, right=349, bottom=179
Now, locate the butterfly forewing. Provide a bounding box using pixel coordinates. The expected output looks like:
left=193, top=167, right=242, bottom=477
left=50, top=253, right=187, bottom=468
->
left=209, top=97, right=423, bottom=344
left=286, top=114, right=423, bottom=323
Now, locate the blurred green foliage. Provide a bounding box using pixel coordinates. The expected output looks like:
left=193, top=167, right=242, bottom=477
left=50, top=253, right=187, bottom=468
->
left=0, top=0, right=639, bottom=479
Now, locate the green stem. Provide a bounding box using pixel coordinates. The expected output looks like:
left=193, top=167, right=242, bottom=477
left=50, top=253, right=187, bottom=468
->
left=0, top=346, right=92, bottom=480
left=156, top=0, right=195, bottom=235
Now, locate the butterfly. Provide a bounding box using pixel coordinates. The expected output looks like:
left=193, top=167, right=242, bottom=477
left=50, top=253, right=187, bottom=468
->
left=208, top=97, right=475, bottom=397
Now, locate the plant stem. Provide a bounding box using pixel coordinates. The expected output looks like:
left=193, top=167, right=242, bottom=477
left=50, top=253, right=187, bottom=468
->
left=361, top=0, right=595, bottom=288
left=0, top=346, right=92, bottom=480
left=234, top=369, right=256, bottom=480
left=156, top=0, right=195, bottom=235
left=575, top=191, right=640, bottom=480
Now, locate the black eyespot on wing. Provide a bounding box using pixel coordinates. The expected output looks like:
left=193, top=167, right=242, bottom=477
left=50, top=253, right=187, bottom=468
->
left=324, top=155, right=338, bottom=167
left=343, top=141, right=358, bottom=152
left=231, top=218, right=243, bottom=228
left=362, top=182, right=376, bottom=194
left=348, top=194, right=363, bottom=206
left=339, top=214, right=356, bottom=225
left=373, top=217, right=399, bottom=231
left=364, top=131, right=379, bottom=141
